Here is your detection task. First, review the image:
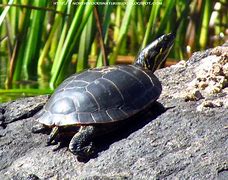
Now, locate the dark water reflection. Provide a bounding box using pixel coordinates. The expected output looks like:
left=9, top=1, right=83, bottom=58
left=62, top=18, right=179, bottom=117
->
left=0, top=77, right=52, bottom=103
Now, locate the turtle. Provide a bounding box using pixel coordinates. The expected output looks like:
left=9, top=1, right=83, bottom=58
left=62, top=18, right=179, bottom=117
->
left=32, top=33, right=175, bottom=158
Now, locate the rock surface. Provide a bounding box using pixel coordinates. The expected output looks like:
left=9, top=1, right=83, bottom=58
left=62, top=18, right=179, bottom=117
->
left=0, top=47, right=227, bottom=179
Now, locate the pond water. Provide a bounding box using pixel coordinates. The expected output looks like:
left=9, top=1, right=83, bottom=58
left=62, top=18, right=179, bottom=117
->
left=0, top=72, right=52, bottom=103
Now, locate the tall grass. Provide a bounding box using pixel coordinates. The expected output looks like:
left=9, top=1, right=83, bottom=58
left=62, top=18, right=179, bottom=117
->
left=0, top=0, right=227, bottom=91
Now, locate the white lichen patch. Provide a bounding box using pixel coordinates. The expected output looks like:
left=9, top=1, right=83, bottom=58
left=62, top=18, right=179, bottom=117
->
left=185, top=46, right=228, bottom=102
left=194, top=55, right=220, bottom=76
left=184, top=89, right=204, bottom=101
left=196, top=100, right=224, bottom=111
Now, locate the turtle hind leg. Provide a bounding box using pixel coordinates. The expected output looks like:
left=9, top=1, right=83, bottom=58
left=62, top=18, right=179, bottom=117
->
left=47, top=126, right=60, bottom=145
left=69, top=126, right=96, bottom=158
left=32, top=123, right=49, bottom=133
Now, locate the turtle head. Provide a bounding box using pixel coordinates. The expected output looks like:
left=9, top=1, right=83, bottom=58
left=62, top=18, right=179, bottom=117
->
left=134, top=33, right=175, bottom=72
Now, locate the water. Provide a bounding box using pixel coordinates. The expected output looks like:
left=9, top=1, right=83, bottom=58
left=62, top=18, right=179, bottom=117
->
left=0, top=82, right=52, bottom=103
left=0, top=71, right=52, bottom=103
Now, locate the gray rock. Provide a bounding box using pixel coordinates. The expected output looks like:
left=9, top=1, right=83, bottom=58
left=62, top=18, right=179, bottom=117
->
left=0, top=47, right=227, bottom=180
left=0, top=95, right=48, bottom=125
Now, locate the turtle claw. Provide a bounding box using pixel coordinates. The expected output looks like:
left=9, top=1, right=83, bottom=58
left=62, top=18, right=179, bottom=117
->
left=74, top=142, right=95, bottom=157
left=71, top=142, right=96, bottom=161
left=46, top=138, right=58, bottom=146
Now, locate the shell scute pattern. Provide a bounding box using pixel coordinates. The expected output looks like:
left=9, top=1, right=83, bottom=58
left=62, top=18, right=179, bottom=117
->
left=36, top=65, right=162, bottom=126
left=87, top=78, right=124, bottom=109
left=75, top=70, right=103, bottom=82
left=55, top=75, right=77, bottom=92
left=90, top=111, right=110, bottom=123
left=65, top=80, right=88, bottom=89
left=102, top=69, right=144, bottom=109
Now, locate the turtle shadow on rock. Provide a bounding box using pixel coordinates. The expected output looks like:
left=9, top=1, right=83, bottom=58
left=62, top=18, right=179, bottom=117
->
left=51, top=101, right=168, bottom=162
left=92, top=102, right=167, bottom=157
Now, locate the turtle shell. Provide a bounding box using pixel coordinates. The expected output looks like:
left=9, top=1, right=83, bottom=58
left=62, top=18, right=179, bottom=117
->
left=35, top=65, right=162, bottom=126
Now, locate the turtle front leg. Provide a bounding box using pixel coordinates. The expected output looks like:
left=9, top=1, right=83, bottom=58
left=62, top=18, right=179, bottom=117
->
left=69, top=126, right=96, bottom=158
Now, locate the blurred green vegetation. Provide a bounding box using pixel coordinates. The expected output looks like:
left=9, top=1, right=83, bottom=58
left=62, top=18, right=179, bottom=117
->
left=0, top=0, right=227, bottom=102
